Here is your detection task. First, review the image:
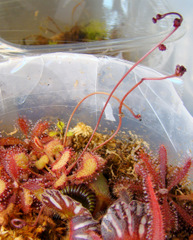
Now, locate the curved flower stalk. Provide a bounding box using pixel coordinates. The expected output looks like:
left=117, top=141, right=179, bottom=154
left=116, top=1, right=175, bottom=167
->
left=65, top=12, right=186, bottom=159
left=63, top=91, right=141, bottom=146
left=92, top=65, right=186, bottom=151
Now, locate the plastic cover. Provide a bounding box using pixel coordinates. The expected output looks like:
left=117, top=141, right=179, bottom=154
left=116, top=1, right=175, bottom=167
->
left=0, top=53, right=192, bottom=163
left=0, top=0, right=185, bottom=57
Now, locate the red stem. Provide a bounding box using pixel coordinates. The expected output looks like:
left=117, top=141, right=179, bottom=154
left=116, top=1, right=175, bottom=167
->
left=76, top=12, right=182, bottom=159
left=30, top=206, right=45, bottom=227
left=157, top=12, right=183, bottom=22
left=93, top=73, right=177, bottom=151
left=63, top=92, right=140, bottom=146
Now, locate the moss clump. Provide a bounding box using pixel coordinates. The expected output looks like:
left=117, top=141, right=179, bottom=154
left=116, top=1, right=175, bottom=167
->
left=83, top=20, right=108, bottom=41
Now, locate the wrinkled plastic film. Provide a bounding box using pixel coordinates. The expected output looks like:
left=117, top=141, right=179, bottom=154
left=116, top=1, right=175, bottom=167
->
left=0, top=53, right=192, bottom=161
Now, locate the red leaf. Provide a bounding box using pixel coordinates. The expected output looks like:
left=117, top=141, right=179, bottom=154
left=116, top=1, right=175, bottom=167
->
left=0, top=137, right=27, bottom=148
left=139, top=152, right=162, bottom=188
left=19, top=189, right=33, bottom=214
left=52, top=149, right=71, bottom=172
left=18, top=117, right=29, bottom=136
left=22, top=180, right=42, bottom=191
left=145, top=174, right=165, bottom=240
left=167, top=158, right=192, bottom=192
left=4, top=151, right=19, bottom=180
left=159, top=145, right=167, bottom=188
left=162, top=196, right=177, bottom=232
left=31, top=121, right=49, bottom=138
left=170, top=198, right=193, bottom=228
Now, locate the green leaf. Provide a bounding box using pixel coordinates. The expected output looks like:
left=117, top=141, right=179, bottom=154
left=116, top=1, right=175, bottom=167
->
left=57, top=120, right=65, bottom=132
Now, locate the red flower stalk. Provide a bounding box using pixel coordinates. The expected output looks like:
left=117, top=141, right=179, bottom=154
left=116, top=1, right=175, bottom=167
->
left=91, top=65, right=186, bottom=151
left=71, top=12, right=186, bottom=158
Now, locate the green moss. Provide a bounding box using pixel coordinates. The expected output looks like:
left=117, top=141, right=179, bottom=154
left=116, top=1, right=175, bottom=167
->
left=83, top=20, right=108, bottom=41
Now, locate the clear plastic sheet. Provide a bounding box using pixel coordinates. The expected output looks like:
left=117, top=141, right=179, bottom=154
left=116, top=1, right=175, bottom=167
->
left=0, top=0, right=185, bottom=67
left=0, top=53, right=192, bottom=164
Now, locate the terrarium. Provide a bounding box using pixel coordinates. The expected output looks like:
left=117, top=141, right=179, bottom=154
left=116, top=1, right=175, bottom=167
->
left=0, top=11, right=193, bottom=240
